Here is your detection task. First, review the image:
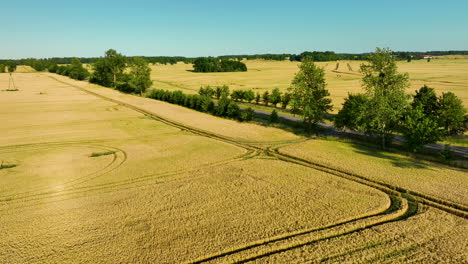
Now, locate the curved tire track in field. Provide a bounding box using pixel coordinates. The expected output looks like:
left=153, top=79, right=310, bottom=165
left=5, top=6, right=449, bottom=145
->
left=46, top=75, right=467, bottom=262
left=0, top=148, right=259, bottom=212
left=0, top=142, right=126, bottom=201
left=0, top=149, right=258, bottom=214
left=189, top=195, right=406, bottom=264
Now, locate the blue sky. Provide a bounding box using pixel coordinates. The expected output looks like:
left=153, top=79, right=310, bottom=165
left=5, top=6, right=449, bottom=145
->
left=2, top=0, right=467, bottom=59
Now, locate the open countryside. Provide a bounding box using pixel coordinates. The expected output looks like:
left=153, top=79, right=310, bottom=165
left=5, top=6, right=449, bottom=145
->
left=1, top=1, right=467, bottom=263
left=151, top=58, right=468, bottom=112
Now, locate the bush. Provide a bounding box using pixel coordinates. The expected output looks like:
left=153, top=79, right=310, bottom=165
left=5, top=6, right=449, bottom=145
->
left=147, top=88, right=252, bottom=122
left=240, top=107, right=255, bottom=121
left=270, top=109, right=279, bottom=123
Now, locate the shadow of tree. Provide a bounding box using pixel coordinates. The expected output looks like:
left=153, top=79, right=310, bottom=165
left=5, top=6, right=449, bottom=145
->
left=348, top=141, right=429, bottom=169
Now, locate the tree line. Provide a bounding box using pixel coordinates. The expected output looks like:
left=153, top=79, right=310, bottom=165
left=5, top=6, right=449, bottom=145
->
left=199, top=86, right=292, bottom=109
left=193, top=57, right=247, bottom=72
left=49, top=58, right=90, bottom=80
left=0, top=62, right=17, bottom=73
left=5, top=50, right=466, bottom=69
left=147, top=89, right=255, bottom=122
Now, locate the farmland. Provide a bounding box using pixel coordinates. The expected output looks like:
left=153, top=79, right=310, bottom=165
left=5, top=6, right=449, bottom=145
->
left=151, top=59, right=468, bottom=112
left=0, top=72, right=467, bottom=263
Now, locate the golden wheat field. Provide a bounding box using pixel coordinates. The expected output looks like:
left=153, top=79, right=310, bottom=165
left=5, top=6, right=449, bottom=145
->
left=1, top=73, right=467, bottom=263
left=150, top=59, right=468, bottom=112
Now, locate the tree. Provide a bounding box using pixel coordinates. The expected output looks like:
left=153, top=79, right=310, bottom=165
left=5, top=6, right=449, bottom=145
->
left=0, top=64, right=5, bottom=73
left=334, top=93, right=368, bottom=130
left=270, top=88, right=282, bottom=107
left=288, top=57, right=332, bottom=132
left=199, top=86, right=214, bottom=97
left=262, top=91, right=270, bottom=106
left=438, top=92, right=466, bottom=135
left=358, top=48, right=410, bottom=148
left=255, top=92, right=261, bottom=104
left=412, top=85, right=439, bottom=117
left=106, top=49, right=127, bottom=87
left=402, top=105, right=442, bottom=152
left=231, top=90, right=245, bottom=101
left=226, top=101, right=240, bottom=118
left=244, top=90, right=255, bottom=103
left=240, top=107, right=255, bottom=121
left=281, top=93, right=291, bottom=109
left=269, top=109, right=279, bottom=123
left=91, top=49, right=126, bottom=87
left=215, top=86, right=222, bottom=99
left=127, top=57, right=153, bottom=94
left=215, top=95, right=230, bottom=116
left=7, top=62, right=17, bottom=73
left=68, top=58, right=89, bottom=80
left=48, top=64, right=58, bottom=73
left=221, top=85, right=230, bottom=98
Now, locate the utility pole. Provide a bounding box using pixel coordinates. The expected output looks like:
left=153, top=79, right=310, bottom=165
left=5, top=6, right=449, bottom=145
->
left=8, top=72, right=17, bottom=91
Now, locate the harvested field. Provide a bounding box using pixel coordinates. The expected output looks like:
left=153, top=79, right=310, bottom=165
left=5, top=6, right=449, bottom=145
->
left=150, top=59, right=468, bottom=112
left=1, top=73, right=466, bottom=263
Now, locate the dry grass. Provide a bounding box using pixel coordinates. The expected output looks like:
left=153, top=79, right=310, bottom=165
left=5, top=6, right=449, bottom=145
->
left=279, top=138, right=468, bottom=206
left=150, top=59, right=468, bottom=112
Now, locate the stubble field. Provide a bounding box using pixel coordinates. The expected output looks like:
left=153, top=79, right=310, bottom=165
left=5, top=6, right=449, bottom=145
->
left=150, top=58, right=468, bottom=112
left=0, top=73, right=466, bottom=263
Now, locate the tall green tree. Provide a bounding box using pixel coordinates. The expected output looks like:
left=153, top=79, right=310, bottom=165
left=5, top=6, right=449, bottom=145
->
left=359, top=48, right=410, bottom=148
left=90, top=49, right=126, bottom=87
left=288, top=57, right=332, bottom=131
left=0, top=64, right=5, bottom=73
left=128, top=57, right=153, bottom=95
left=438, top=92, right=466, bottom=135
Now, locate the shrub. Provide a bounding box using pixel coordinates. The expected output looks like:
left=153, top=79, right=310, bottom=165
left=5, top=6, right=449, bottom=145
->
left=270, top=109, right=279, bottom=123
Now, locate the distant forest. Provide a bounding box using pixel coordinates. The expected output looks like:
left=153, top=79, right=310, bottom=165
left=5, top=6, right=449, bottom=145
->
left=1, top=50, right=468, bottom=71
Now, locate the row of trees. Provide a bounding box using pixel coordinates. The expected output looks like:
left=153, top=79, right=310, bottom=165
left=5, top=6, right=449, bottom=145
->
left=193, top=57, right=247, bottom=72
left=197, top=57, right=333, bottom=131
left=199, top=86, right=292, bottom=109
left=0, top=62, right=17, bottom=73
left=89, top=49, right=153, bottom=94
left=147, top=89, right=255, bottom=121
left=49, top=58, right=90, bottom=80
left=334, top=48, right=467, bottom=151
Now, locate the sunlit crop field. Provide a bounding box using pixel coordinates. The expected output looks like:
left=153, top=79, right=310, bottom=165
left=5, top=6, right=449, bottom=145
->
left=0, top=73, right=466, bottom=263
left=280, top=138, right=468, bottom=206
left=150, top=59, right=468, bottom=112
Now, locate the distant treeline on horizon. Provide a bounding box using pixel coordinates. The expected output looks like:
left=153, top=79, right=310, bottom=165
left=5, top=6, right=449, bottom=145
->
left=1, top=50, right=468, bottom=67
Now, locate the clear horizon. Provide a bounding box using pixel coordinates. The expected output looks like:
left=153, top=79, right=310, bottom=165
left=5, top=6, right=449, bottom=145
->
left=3, top=0, right=468, bottom=59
